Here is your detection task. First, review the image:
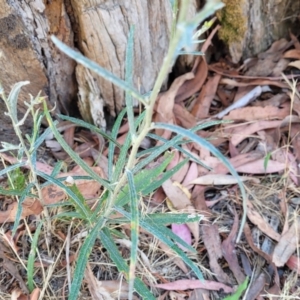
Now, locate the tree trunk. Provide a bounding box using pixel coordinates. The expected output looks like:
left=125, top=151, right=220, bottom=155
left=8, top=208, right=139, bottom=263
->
left=0, top=0, right=299, bottom=133
left=217, top=0, right=300, bottom=63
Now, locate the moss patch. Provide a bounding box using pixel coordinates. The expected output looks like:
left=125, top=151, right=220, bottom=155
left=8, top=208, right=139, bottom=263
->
left=216, top=0, right=247, bottom=44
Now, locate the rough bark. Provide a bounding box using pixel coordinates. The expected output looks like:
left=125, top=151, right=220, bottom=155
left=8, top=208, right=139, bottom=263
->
left=0, top=0, right=77, bottom=119
left=218, top=0, right=300, bottom=63
left=1, top=0, right=299, bottom=134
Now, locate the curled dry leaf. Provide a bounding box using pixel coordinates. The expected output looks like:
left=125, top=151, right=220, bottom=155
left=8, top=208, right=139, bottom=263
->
left=201, top=224, right=231, bottom=284
left=1, top=254, right=29, bottom=295
left=272, top=218, right=300, bottom=267
left=182, top=162, right=198, bottom=189
left=191, top=74, right=221, bottom=119
left=283, top=49, right=300, bottom=59
left=245, top=273, right=267, bottom=300
left=174, top=103, right=197, bottom=128
left=155, top=72, right=194, bottom=138
left=247, top=201, right=280, bottom=242
left=222, top=210, right=246, bottom=284
left=85, top=264, right=133, bottom=300
left=155, top=279, right=233, bottom=294
left=162, top=179, right=199, bottom=245
left=0, top=198, right=43, bottom=223
left=175, top=57, right=208, bottom=103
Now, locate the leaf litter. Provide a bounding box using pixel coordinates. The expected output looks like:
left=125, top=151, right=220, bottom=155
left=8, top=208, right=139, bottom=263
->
left=1, top=28, right=300, bottom=300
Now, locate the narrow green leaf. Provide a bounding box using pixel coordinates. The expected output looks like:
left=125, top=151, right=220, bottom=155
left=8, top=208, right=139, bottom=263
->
left=52, top=212, right=82, bottom=220
left=147, top=213, right=202, bottom=225
left=68, top=216, right=107, bottom=300
left=27, top=222, right=43, bottom=292
left=108, top=109, right=127, bottom=180
left=224, top=277, right=249, bottom=300
left=126, top=169, right=139, bottom=299
left=50, top=161, right=64, bottom=177
left=133, top=120, right=226, bottom=175
left=7, top=81, right=29, bottom=123
left=36, top=171, right=92, bottom=221
left=109, top=213, right=201, bottom=226
left=0, top=162, right=26, bottom=177
left=57, top=114, right=121, bottom=147
left=264, top=152, right=271, bottom=171
left=115, top=152, right=173, bottom=206
left=141, top=157, right=188, bottom=196
left=153, top=123, right=247, bottom=243
left=112, top=129, right=132, bottom=182
left=114, top=207, right=202, bottom=279
left=146, top=132, right=210, bottom=169
left=43, top=104, right=112, bottom=191
left=178, top=51, right=204, bottom=55
left=12, top=183, right=35, bottom=236
left=51, top=36, right=144, bottom=103
left=0, top=187, right=34, bottom=197
left=90, top=190, right=109, bottom=223
left=112, top=111, right=146, bottom=182
left=67, top=184, right=92, bottom=221
left=99, top=228, right=155, bottom=299
left=32, top=126, right=53, bottom=151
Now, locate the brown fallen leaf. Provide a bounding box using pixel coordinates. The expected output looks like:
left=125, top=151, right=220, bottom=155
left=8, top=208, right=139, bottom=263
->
left=245, top=39, right=291, bottom=77
left=41, top=166, right=104, bottom=205
left=220, top=78, right=289, bottom=89
left=155, top=279, right=233, bottom=294
left=167, top=151, right=189, bottom=183
left=188, top=288, right=210, bottom=300
left=191, top=74, right=221, bottom=119
left=85, top=264, right=134, bottom=300
left=1, top=255, right=29, bottom=294
left=222, top=210, right=246, bottom=284
left=246, top=201, right=280, bottom=242
left=235, top=159, right=286, bottom=174
left=243, top=222, right=273, bottom=263
left=175, top=57, right=208, bottom=103
left=201, top=224, right=231, bottom=284
left=290, top=32, right=300, bottom=50
left=272, top=218, right=300, bottom=267
left=229, top=120, right=282, bottom=146
left=162, top=179, right=199, bottom=245
left=190, top=174, right=259, bottom=185
left=182, top=162, right=198, bottom=189
left=0, top=198, right=43, bottom=223
left=212, top=151, right=264, bottom=175
left=223, top=102, right=290, bottom=121
left=174, top=104, right=197, bottom=128
left=245, top=273, right=266, bottom=300
left=155, top=72, right=194, bottom=139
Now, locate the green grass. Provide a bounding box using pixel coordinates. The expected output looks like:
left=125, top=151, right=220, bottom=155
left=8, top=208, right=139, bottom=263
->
left=0, top=1, right=250, bottom=298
